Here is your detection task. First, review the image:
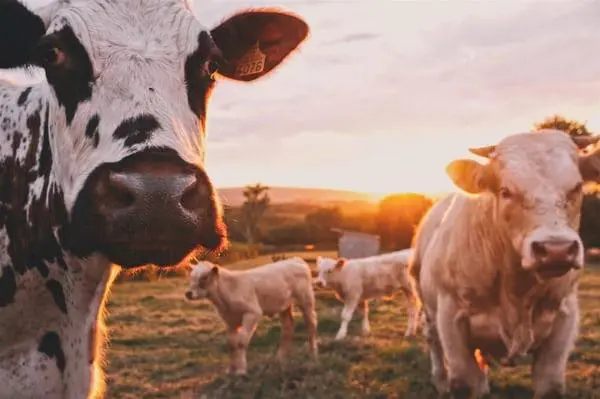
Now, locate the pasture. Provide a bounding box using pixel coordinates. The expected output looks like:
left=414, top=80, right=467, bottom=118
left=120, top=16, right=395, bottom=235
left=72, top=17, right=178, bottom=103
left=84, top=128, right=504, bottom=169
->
left=104, top=259, right=600, bottom=398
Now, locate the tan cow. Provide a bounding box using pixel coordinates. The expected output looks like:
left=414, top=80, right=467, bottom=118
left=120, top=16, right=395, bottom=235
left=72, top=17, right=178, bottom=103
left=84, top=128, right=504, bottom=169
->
left=314, top=249, right=420, bottom=340
left=184, top=257, right=318, bottom=375
left=409, top=130, right=600, bottom=398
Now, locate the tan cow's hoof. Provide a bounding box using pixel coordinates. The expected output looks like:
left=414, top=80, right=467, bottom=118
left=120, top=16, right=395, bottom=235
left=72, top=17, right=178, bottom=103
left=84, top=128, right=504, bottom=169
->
left=448, top=379, right=473, bottom=399
left=431, top=374, right=449, bottom=395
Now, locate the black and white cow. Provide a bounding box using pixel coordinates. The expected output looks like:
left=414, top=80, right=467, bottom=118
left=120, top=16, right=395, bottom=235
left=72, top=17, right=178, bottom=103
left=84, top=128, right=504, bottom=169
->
left=0, top=0, right=308, bottom=397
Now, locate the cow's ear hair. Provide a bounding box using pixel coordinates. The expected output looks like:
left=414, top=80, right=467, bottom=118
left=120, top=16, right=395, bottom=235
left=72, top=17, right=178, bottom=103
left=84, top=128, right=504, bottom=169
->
left=579, top=146, right=600, bottom=182
left=446, top=159, right=494, bottom=194
left=0, top=0, right=47, bottom=69
left=210, top=9, right=308, bottom=82
left=334, top=258, right=346, bottom=270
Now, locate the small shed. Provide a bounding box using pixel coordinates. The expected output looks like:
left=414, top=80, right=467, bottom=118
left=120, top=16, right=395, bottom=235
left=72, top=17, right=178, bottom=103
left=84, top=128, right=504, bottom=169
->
left=331, top=228, right=380, bottom=259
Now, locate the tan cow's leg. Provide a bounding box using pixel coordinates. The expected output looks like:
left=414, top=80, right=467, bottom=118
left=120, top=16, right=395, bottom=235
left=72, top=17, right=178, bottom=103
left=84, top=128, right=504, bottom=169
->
left=277, top=306, right=295, bottom=361
left=437, top=295, right=489, bottom=398
left=531, top=294, right=579, bottom=398
left=423, top=310, right=448, bottom=394
left=358, top=300, right=370, bottom=335
left=335, top=298, right=359, bottom=340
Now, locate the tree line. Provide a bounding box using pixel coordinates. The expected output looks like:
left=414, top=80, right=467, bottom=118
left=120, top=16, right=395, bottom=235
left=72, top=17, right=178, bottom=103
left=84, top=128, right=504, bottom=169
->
left=230, top=115, right=600, bottom=254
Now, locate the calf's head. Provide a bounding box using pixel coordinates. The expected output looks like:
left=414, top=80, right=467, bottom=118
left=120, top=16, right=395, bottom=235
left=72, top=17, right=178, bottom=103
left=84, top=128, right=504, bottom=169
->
left=314, top=256, right=346, bottom=288
left=447, top=130, right=600, bottom=279
left=1, top=0, right=308, bottom=267
left=185, top=261, right=219, bottom=300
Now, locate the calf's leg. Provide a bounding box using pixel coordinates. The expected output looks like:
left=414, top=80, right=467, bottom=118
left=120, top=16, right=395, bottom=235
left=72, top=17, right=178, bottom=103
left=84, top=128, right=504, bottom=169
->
left=531, top=294, right=579, bottom=399
left=335, top=297, right=359, bottom=340
left=277, top=306, right=295, bottom=361
left=437, top=295, right=489, bottom=398
left=358, top=300, right=370, bottom=335
left=228, top=313, right=261, bottom=375
left=403, top=287, right=421, bottom=338
left=297, top=291, right=318, bottom=357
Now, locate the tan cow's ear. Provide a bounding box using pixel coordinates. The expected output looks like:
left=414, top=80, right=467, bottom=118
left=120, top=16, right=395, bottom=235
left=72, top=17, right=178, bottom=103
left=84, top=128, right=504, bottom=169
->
left=579, top=147, right=600, bottom=182
left=572, top=135, right=600, bottom=150
left=334, top=259, right=346, bottom=269
left=469, top=145, right=496, bottom=159
left=446, top=159, right=492, bottom=194
left=211, top=266, right=219, bottom=277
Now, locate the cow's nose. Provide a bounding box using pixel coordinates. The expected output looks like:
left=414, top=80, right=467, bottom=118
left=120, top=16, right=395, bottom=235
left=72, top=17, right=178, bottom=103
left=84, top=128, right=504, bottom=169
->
left=531, top=240, right=579, bottom=267
left=93, top=170, right=203, bottom=217
left=80, top=149, right=226, bottom=268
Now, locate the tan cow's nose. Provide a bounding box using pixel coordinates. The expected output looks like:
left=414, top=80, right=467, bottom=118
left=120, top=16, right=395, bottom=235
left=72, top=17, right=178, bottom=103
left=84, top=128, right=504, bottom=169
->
left=531, top=240, right=579, bottom=267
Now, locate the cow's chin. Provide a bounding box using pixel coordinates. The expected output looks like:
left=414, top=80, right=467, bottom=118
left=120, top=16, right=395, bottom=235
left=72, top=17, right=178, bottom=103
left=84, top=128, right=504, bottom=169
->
left=60, top=212, right=228, bottom=269
left=104, top=242, right=200, bottom=269
left=534, top=261, right=575, bottom=280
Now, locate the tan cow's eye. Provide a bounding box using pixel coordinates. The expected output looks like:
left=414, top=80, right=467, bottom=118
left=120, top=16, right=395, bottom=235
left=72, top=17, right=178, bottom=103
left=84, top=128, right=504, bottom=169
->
left=499, top=186, right=512, bottom=199
left=568, top=182, right=583, bottom=199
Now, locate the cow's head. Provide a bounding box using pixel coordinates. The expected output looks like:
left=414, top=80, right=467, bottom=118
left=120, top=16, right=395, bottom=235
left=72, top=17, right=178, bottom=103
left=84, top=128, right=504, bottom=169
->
left=314, top=256, right=346, bottom=288
left=1, top=0, right=308, bottom=267
left=185, top=260, right=219, bottom=300
left=446, top=130, right=600, bottom=279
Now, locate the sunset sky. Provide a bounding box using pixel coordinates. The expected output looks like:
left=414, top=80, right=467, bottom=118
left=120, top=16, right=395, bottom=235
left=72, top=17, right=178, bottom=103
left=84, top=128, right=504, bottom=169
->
left=5, top=0, right=600, bottom=196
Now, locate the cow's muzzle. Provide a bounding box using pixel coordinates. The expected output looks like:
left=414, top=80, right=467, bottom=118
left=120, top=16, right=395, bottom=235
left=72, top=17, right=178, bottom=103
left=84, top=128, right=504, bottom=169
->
left=522, top=234, right=583, bottom=278
left=66, top=149, right=227, bottom=268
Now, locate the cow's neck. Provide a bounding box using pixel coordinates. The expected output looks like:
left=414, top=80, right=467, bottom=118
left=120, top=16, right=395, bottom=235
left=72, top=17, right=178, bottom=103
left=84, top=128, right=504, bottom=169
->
left=471, top=195, right=579, bottom=361
left=0, top=80, right=115, bottom=320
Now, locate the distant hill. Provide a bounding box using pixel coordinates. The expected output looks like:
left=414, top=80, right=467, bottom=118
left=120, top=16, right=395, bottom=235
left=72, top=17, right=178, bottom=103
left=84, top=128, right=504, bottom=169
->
left=216, top=186, right=377, bottom=207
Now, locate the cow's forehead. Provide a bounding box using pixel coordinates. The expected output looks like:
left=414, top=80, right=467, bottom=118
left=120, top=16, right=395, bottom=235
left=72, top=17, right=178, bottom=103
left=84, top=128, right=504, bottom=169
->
left=47, top=0, right=205, bottom=66
left=494, top=131, right=581, bottom=190
left=191, top=262, right=211, bottom=277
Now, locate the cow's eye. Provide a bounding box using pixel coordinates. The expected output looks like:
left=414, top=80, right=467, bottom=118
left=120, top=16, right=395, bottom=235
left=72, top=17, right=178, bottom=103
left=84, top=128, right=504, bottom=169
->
left=207, top=61, right=220, bottom=79
left=499, top=186, right=513, bottom=199
left=568, top=182, right=583, bottom=199
left=35, top=42, right=66, bottom=69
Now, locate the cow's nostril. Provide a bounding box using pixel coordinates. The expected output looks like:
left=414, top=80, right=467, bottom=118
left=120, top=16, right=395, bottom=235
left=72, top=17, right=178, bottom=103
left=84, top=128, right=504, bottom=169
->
left=180, top=178, right=209, bottom=212
left=567, top=241, right=579, bottom=256
left=185, top=291, right=193, bottom=300
left=531, top=241, right=547, bottom=258
left=95, top=171, right=135, bottom=211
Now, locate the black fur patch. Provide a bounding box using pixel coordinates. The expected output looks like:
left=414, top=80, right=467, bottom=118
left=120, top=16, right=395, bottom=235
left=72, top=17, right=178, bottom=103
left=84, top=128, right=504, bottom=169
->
left=37, top=26, right=94, bottom=125
left=0, top=105, right=67, bottom=278
left=0, top=0, right=46, bottom=69
left=17, top=87, right=32, bottom=106
left=0, top=266, right=17, bottom=307
left=45, top=279, right=67, bottom=314
left=85, top=114, right=100, bottom=148
left=184, top=31, right=217, bottom=124
left=112, top=114, right=161, bottom=147
left=38, top=331, right=66, bottom=373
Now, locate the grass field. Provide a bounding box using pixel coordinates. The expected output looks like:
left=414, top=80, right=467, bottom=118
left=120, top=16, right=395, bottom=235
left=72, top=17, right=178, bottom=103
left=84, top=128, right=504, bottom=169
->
left=104, top=261, right=600, bottom=398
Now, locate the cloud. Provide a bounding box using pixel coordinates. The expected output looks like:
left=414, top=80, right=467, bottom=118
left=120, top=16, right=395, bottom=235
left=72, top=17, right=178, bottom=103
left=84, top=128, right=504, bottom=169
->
left=3, top=0, right=600, bottom=192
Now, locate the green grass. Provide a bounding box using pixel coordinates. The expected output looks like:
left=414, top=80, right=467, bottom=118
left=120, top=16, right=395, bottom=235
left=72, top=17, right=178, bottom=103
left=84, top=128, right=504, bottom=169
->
left=104, top=265, right=600, bottom=398
left=222, top=250, right=337, bottom=271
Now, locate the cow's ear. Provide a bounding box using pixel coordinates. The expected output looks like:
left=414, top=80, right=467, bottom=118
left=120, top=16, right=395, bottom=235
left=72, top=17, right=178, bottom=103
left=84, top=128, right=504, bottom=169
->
left=0, top=0, right=48, bottom=69
left=334, top=259, right=346, bottom=270
left=446, top=159, right=494, bottom=194
left=579, top=146, right=600, bottom=182
left=210, top=266, right=219, bottom=277
left=210, top=9, right=308, bottom=82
